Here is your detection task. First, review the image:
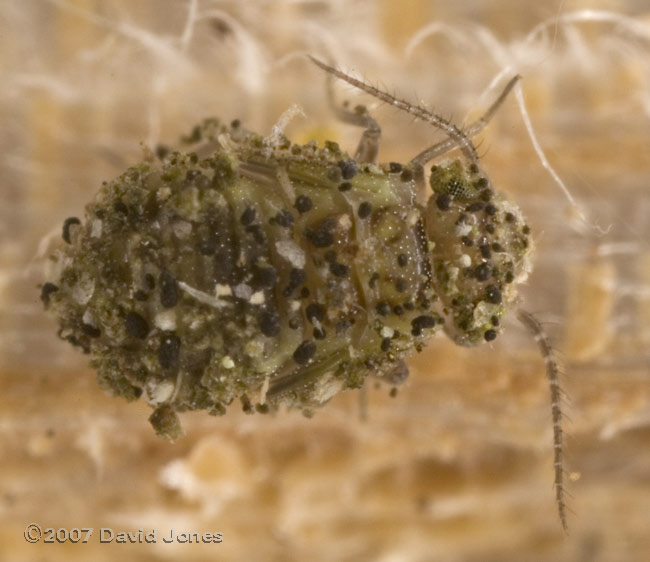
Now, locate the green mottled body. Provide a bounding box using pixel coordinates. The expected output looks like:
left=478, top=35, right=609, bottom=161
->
left=44, top=120, right=457, bottom=437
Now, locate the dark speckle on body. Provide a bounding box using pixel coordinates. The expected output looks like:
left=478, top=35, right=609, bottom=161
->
left=62, top=217, right=81, bottom=244
left=125, top=311, right=149, bottom=339
left=159, top=272, right=179, bottom=308
left=293, top=341, right=317, bottom=365
left=40, top=282, right=59, bottom=305
left=158, top=333, right=181, bottom=369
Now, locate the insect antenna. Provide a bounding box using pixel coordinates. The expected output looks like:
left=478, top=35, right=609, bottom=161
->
left=308, top=55, right=479, bottom=164
left=410, top=74, right=520, bottom=167
left=516, top=308, right=569, bottom=532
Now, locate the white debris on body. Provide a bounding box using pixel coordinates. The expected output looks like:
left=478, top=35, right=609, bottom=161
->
left=154, top=309, right=177, bottom=331
left=275, top=240, right=306, bottom=268
left=178, top=281, right=226, bottom=308
left=149, top=380, right=175, bottom=405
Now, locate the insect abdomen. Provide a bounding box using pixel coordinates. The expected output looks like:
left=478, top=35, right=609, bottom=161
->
left=43, top=124, right=440, bottom=437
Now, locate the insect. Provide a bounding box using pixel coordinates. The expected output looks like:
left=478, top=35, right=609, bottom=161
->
left=40, top=57, right=566, bottom=529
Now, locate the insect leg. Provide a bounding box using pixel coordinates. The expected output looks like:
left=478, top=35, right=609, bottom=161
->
left=359, top=360, right=410, bottom=421
left=516, top=308, right=568, bottom=532
left=315, top=56, right=381, bottom=163
left=376, top=359, right=410, bottom=386
left=309, top=55, right=478, bottom=164
left=409, top=75, right=520, bottom=168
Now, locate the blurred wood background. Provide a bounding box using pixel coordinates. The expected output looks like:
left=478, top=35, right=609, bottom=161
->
left=1, top=1, right=650, bottom=560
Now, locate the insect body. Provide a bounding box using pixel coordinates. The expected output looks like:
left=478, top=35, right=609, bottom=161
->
left=41, top=58, right=566, bottom=529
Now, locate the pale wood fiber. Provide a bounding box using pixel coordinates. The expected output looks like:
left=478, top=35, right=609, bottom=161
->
left=1, top=2, right=649, bottom=561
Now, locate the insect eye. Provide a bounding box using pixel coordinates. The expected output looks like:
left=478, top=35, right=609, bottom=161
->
left=429, top=160, right=479, bottom=202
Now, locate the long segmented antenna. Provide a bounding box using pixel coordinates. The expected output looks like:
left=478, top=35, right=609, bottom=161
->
left=517, top=309, right=568, bottom=532
left=410, top=74, right=520, bottom=167
left=308, top=56, right=479, bottom=164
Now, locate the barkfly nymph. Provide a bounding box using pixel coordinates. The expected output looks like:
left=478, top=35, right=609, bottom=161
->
left=41, top=56, right=567, bottom=529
